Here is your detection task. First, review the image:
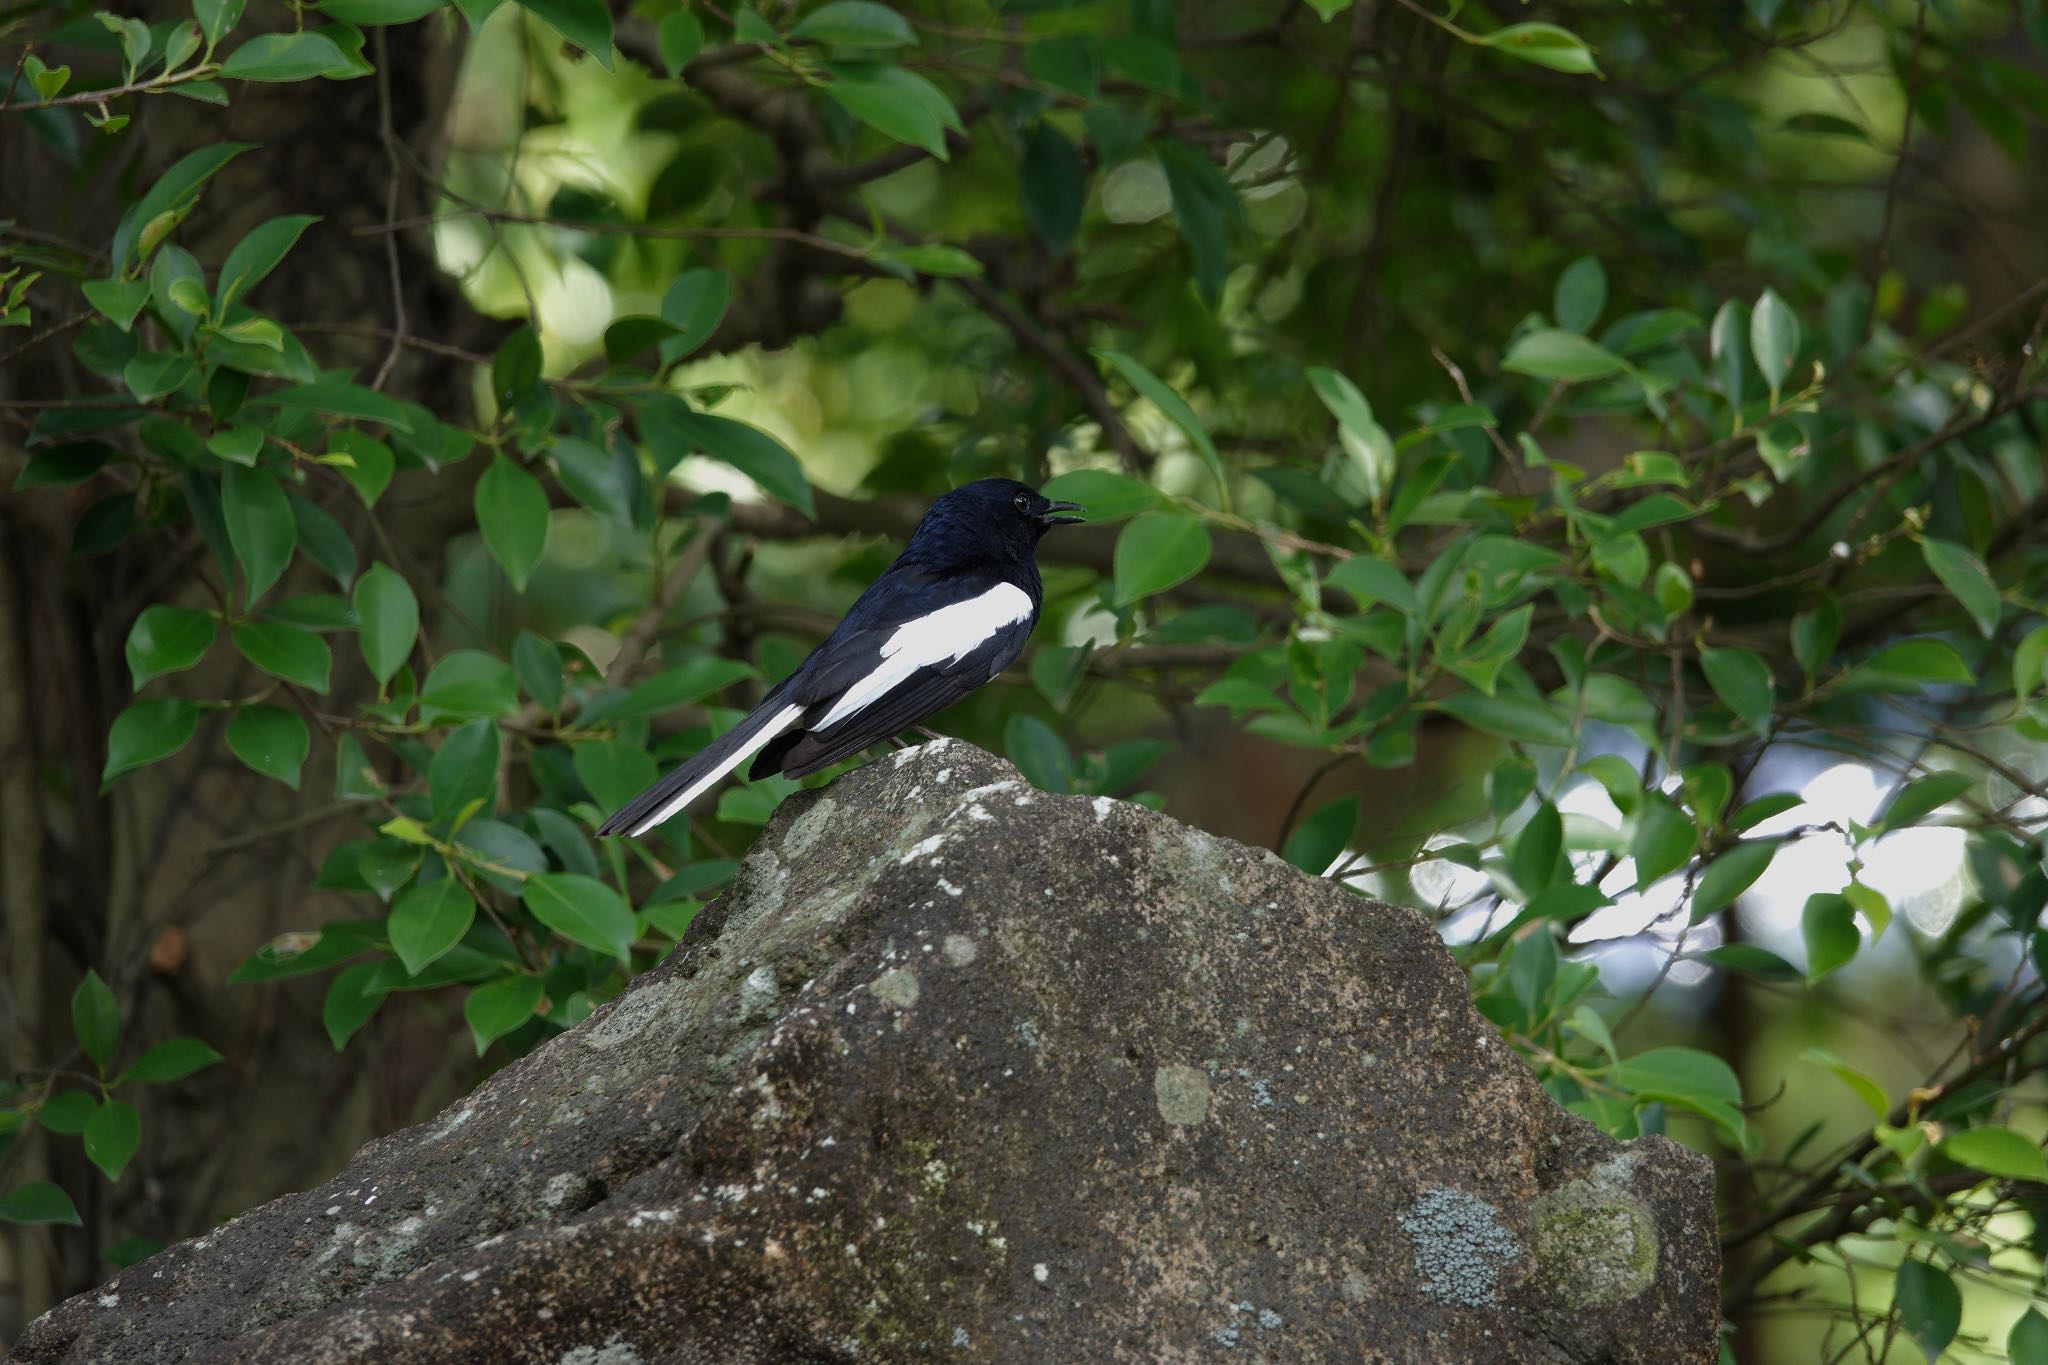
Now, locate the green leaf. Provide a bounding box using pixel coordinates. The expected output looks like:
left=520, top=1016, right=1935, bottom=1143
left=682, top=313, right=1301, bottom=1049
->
left=513, top=631, right=565, bottom=713
left=1801, top=892, right=1858, bottom=980
left=0, top=1183, right=83, bottom=1227
left=1846, top=639, right=1975, bottom=691
left=231, top=621, right=332, bottom=693
left=1893, top=1259, right=1959, bottom=1364
left=1326, top=557, right=1419, bottom=614
left=322, top=962, right=387, bottom=1050
left=1283, top=794, right=1357, bottom=874
left=1689, top=840, right=1778, bottom=921
left=1631, top=795, right=1695, bottom=889
left=492, top=325, right=542, bottom=408
left=1709, top=299, right=1748, bottom=402
left=1436, top=692, right=1575, bottom=748
left=825, top=62, right=961, bottom=161
left=218, top=31, right=351, bottom=80
left=429, top=718, right=500, bottom=822
left=791, top=1, right=915, bottom=47
left=1791, top=593, right=1839, bottom=679
left=72, top=969, right=121, bottom=1070
left=1797, top=1046, right=1887, bottom=1117
left=1610, top=1045, right=1743, bottom=1123
left=1502, top=328, right=1628, bottom=382
left=1157, top=137, right=1237, bottom=307
left=36, top=1091, right=97, bottom=1135
left=1113, top=510, right=1211, bottom=604
left=474, top=455, right=551, bottom=591
left=519, top=0, right=613, bottom=63
left=1938, top=1124, right=2048, bottom=1183
left=1094, top=349, right=1225, bottom=503
left=1507, top=928, right=1558, bottom=1020
left=320, top=0, right=446, bottom=22
left=1875, top=771, right=1972, bottom=832
left=352, top=560, right=418, bottom=685
left=125, top=605, right=214, bottom=688
left=117, top=1037, right=224, bottom=1085
left=221, top=465, right=297, bottom=604
left=331, top=431, right=395, bottom=508
left=388, top=878, right=477, bottom=975
left=225, top=704, right=309, bottom=788
left=1919, top=538, right=2001, bottom=637
left=1749, top=287, right=1800, bottom=398
left=83, top=1100, right=140, bottom=1182
left=654, top=409, right=814, bottom=516
left=1038, top=469, right=1157, bottom=522
left=1553, top=255, right=1606, bottom=334
left=1510, top=801, right=1563, bottom=896
left=1688, top=944, right=1800, bottom=981
left=103, top=698, right=202, bottom=785
left=657, top=270, right=730, bottom=365
left=113, top=143, right=254, bottom=268
left=82, top=278, right=151, bottom=330
left=289, top=494, right=357, bottom=591
left=420, top=651, right=518, bottom=719
left=217, top=215, right=318, bottom=311
left=1004, top=714, right=1073, bottom=794
left=463, top=973, right=544, bottom=1054
left=573, top=738, right=659, bottom=814
left=1699, top=645, right=1773, bottom=740
left=1021, top=122, right=1085, bottom=254
left=522, top=873, right=636, bottom=962
left=261, top=379, right=415, bottom=432
left=15, top=441, right=115, bottom=490
left=1474, top=21, right=1599, bottom=75
left=656, top=9, right=703, bottom=72
left=2010, top=1309, right=2048, bottom=1365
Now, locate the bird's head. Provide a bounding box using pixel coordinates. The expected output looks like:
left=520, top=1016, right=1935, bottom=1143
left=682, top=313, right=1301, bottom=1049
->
left=908, top=479, right=1085, bottom=560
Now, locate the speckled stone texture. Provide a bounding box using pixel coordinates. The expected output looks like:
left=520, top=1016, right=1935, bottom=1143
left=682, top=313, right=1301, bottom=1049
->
left=13, top=740, right=1719, bottom=1364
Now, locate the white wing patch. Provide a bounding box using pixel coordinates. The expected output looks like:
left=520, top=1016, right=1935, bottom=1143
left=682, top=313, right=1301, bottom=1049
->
left=816, top=582, right=1032, bottom=730
left=630, top=702, right=806, bottom=836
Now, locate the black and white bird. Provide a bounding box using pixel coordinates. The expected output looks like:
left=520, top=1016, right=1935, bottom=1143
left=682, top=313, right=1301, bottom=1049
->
left=597, top=478, right=1084, bottom=838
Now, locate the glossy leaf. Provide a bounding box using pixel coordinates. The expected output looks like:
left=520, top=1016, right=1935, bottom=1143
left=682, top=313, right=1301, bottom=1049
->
left=388, top=877, right=477, bottom=975
left=103, top=698, right=202, bottom=785
left=522, top=873, right=636, bottom=962
left=475, top=455, right=550, bottom=591
left=1919, top=538, right=2000, bottom=637
left=352, top=560, right=418, bottom=686
left=463, top=973, right=544, bottom=1054
left=1893, top=1259, right=1959, bottom=1364
left=118, top=1037, right=224, bottom=1085
left=225, top=704, right=309, bottom=788
left=1113, top=510, right=1211, bottom=604
left=231, top=621, right=332, bottom=692
left=72, top=969, right=121, bottom=1070
left=83, top=1100, right=140, bottom=1181
left=221, top=465, right=296, bottom=604
left=125, top=605, right=214, bottom=688
left=0, top=1183, right=82, bottom=1227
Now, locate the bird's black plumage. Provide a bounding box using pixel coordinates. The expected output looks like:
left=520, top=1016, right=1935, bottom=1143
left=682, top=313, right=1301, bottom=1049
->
left=597, top=479, right=1084, bottom=837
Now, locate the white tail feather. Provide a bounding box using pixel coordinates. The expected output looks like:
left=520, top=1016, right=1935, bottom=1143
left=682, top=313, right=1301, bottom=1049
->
left=629, top=703, right=806, bottom=836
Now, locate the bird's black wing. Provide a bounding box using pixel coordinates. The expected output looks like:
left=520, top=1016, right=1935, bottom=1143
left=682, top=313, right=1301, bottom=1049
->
left=764, top=612, right=1034, bottom=779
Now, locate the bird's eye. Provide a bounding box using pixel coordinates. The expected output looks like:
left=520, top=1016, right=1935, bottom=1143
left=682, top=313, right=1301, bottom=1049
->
left=1013, top=492, right=1031, bottom=511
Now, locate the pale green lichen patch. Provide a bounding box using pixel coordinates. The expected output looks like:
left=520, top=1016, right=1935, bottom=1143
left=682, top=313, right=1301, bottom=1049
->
left=1153, top=1065, right=1211, bottom=1126
left=781, top=797, right=837, bottom=861
left=1400, top=1187, right=1521, bottom=1306
left=870, top=968, right=920, bottom=1009
left=941, top=934, right=978, bottom=967
left=1529, top=1180, right=1658, bottom=1307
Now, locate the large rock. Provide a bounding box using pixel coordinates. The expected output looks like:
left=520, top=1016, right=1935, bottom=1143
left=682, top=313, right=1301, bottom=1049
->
left=15, top=740, right=1719, bottom=1363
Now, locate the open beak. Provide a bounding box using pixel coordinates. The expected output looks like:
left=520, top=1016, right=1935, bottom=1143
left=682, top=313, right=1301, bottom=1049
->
left=1039, top=500, right=1085, bottom=526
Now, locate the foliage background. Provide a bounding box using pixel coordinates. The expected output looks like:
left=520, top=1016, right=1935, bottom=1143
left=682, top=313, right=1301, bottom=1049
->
left=4, top=0, right=2048, bottom=1359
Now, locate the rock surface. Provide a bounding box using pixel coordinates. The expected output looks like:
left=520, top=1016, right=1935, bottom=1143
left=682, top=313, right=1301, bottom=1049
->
left=14, top=740, right=1719, bottom=1363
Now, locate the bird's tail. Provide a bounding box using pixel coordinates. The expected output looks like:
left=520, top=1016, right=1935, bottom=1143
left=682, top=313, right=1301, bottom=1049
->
left=596, top=699, right=807, bottom=837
